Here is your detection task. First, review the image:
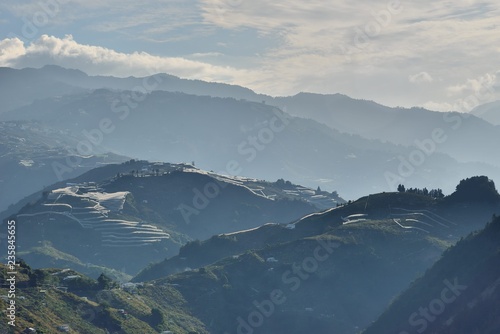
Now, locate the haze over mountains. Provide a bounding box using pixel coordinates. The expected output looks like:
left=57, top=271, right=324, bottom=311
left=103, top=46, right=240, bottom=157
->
left=1, top=65, right=500, bottom=208
left=0, top=120, right=128, bottom=213
left=2, top=160, right=341, bottom=277
left=1, top=65, right=500, bottom=334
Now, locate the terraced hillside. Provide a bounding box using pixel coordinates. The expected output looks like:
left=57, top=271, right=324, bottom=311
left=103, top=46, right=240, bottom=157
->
left=135, top=182, right=500, bottom=283
left=3, top=177, right=499, bottom=334
left=3, top=160, right=338, bottom=277
left=19, top=184, right=170, bottom=248
left=0, top=262, right=208, bottom=334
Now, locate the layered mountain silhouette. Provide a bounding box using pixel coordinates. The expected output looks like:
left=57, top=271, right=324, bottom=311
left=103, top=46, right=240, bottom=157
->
left=472, top=100, right=500, bottom=126
left=2, top=65, right=500, bottom=204
left=2, top=65, right=500, bottom=334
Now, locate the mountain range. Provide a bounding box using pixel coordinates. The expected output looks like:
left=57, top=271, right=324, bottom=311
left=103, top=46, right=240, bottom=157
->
left=1, top=160, right=341, bottom=278
left=2, top=65, right=500, bottom=334
left=2, top=66, right=500, bottom=206
left=2, top=174, right=499, bottom=333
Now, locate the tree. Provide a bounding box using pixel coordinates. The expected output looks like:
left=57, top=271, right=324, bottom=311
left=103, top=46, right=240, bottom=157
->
left=149, top=308, right=164, bottom=328
left=397, top=184, right=405, bottom=192
left=451, top=176, right=500, bottom=203
left=29, top=269, right=48, bottom=287
left=97, top=273, right=115, bottom=290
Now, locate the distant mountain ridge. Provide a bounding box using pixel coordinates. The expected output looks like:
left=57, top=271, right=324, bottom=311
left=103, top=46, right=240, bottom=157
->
left=2, top=65, right=500, bottom=201
left=0, top=65, right=266, bottom=113
left=0, top=120, right=128, bottom=213
left=472, top=100, right=500, bottom=125
left=3, top=85, right=498, bottom=201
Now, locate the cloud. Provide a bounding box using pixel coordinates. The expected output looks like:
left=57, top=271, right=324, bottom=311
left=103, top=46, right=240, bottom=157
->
left=424, top=71, right=500, bottom=112
left=422, top=101, right=454, bottom=112
left=189, top=52, right=224, bottom=58
left=1, top=1, right=500, bottom=107
left=0, top=37, right=25, bottom=64
left=409, top=72, right=433, bottom=84
left=0, top=35, right=254, bottom=83
left=447, top=72, right=498, bottom=96
left=198, top=0, right=500, bottom=104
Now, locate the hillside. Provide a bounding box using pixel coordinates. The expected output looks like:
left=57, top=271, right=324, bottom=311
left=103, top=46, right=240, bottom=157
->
left=2, top=87, right=497, bottom=200
left=363, top=215, right=500, bottom=334
left=2, top=66, right=500, bottom=191
left=3, top=177, right=499, bottom=334
left=134, top=178, right=500, bottom=282
left=0, top=120, right=128, bottom=213
left=270, top=92, right=500, bottom=169
left=128, top=179, right=500, bottom=333
left=1, top=160, right=336, bottom=277
left=0, top=262, right=208, bottom=334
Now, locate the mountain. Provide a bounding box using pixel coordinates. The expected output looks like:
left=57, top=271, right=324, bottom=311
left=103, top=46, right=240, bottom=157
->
left=472, top=100, right=500, bottom=126
left=130, top=180, right=499, bottom=334
left=0, top=120, right=128, bottom=213
left=271, top=92, right=500, bottom=168
left=2, top=87, right=498, bottom=201
left=0, top=262, right=209, bottom=334
left=1, top=160, right=338, bottom=277
left=3, top=65, right=500, bottom=201
left=0, top=65, right=266, bottom=113
left=363, top=214, right=500, bottom=334
left=3, top=175, right=499, bottom=334
left=134, top=177, right=500, bottom=283
left=3, top=66, right=500, bottom=172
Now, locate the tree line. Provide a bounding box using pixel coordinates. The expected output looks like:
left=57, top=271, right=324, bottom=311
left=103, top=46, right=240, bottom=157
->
left=397, top=184, right=444, bottom=198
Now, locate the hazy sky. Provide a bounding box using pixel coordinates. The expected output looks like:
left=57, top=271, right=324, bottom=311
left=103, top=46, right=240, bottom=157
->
left=1, top=0, right=500, bottom=110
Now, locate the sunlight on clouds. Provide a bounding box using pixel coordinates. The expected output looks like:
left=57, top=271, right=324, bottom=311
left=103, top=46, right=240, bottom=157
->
left=1, top=1, right=500, bottom=107
left=447, top=73, right=497, bottom=96
left=0, top=35, right=254, bottom=84
left=425, top=71, right=500, bottom=112
left=199, top=0, right=500, bottom=106
left=0, top=38, right=26, bottom=64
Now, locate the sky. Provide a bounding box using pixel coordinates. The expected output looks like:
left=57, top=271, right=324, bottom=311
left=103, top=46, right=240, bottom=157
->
left=1, top=0, right=500, bottom=111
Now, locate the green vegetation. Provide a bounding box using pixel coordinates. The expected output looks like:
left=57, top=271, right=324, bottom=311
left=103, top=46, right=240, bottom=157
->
left=2, top=176, right=499, bottom=334
left=0, top=263, right=208, bottom=334
left=364, top=215, right=500, bottom=334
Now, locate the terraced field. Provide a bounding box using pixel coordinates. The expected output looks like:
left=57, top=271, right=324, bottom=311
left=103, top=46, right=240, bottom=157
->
left=18, top=183, right=170, bottom=247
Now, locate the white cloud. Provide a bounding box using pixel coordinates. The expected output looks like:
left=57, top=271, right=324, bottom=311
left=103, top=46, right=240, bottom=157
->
left=189, top=52, right=223, bottom=58
left=0, top=38, right=25, bottom=64
left=1, top=1, right=500, bottom=107
left=409, top=72, right=433, bottom=84
left=423, top=71, right=500, bottom=112
left=447, top=72, right=498, bottom=96
left=422, top=101, right=454, bottom=112
left=198, top=0, right=500, bottom=104
left=0, top=35, right=255, bottom=84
